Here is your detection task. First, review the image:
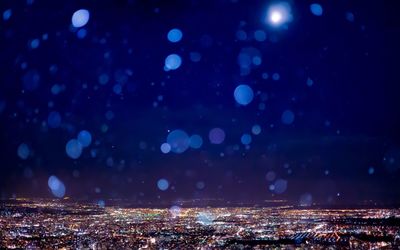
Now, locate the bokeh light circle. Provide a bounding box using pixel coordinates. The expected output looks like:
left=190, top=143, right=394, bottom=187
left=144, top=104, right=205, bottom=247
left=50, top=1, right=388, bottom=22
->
left=160, top=143, right=171, bottom=154
left=281, top=110, right=295, bottom=125
left=71, top=9, right=90, bottom=28
left=189, top=134, right=203, bottom=149
left=167, top=129, right=190, bottom=153
left=165, top=54, right=182, bottom=70
left=234, top=84, right=254, bottom=106
left=209, top=128, right=226, bottom=144
left=66, top=139, right=83, bottom=159
left=77, top=130, right=92, bottom=147
left=157, top=178, right=169, bottom=191
left=167, top=28, right=183, bottom=43
left=48, top=175, right=66, bottom=198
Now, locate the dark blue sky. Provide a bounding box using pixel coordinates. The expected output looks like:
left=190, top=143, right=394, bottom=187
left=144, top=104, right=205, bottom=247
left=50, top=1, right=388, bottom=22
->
left=0, top=0, right=399, bottom=205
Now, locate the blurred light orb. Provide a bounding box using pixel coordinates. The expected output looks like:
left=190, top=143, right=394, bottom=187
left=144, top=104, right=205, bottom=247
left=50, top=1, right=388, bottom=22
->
left=3, top=9, right=12, bottom=21
left=105, top=110, right=114, bottom=120
left=266, top=171, right=276, bottom=181
left=165, top=54, right=182, bottom=70
left=310, top=3, right=323, bottom=16
left=383, top=149, right=400, bottom=173
left=197, top=212, right=214, bottom=225
left=254, top=30, right=266, bottom=41
left=189, top=134, right=203, bottom=149
left=346, top=12, right=355, bottom=22
left=17, top=143, right=30, bottom=160
left=281, top=110, right=295, bottom=124
left=170, top=205, right=181, bottom=217
left=271, top=11, right=282, bottom=23
left=196, top=181, right=205, bottom=190
left=66, top=139, right=83, bottom=159
left=272, top=73, right=280, bottom=81
left=167, top=129, right=190, bottom=153
left=251, top=124, right=262, bottom=135
left=167, top=28, right=183, bottom=43
left=307, top=77, right=314, bottom=87
left=273, top=179, right=288, bottom=194
left=113, top=84, right=122, bottom=94
left=240, top=133, right=252, bottom=145
left=266, top=3, right=292, bottom=26
left=236, top=30, right=247, bottom=40
left=97, top=200, right=105, bottom=208
left=190, top=52, right=202, bottom=62
left=98, top=73, right=109, bottom=85
left=368, top=166, right=375, bottom=175
left=71, top=9, right=90, bottom=28
left=299, top=193, right=313, bottom=206
left=76, top=28, right=87, bottom=39
left=209, top=128, right=226, bottom=144
left=47, top=111, right=61, bottom=128
left=48, top=175, right=66, bottom=198
left=234, top=84, right=254, bottom=106
left=51, top=84, right=63, bottom=95
left=30, top=39, right=40, bottom=49
left=22, top=70, right=40, bottom=91
left=160, top=143, right=171, bottom=154
left=78, top=130, right=92, bottom=147
left=157, top=178, right=169, bottom=191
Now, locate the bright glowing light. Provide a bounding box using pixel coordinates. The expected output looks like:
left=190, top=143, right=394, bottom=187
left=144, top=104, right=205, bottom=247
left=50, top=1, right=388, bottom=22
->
left=271, top=11, right=283, bottom=23
left=71, top=9, right=90, bottom=28
left=234, top=84, right=254, bottom=106
left=266, top=3, right=292, bottom=26
left=157, top=178, right=169, bottom=191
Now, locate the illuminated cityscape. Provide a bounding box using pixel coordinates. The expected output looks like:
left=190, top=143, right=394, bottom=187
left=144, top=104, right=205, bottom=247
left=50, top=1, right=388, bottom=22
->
left=1, top=199, right=399, bottom=249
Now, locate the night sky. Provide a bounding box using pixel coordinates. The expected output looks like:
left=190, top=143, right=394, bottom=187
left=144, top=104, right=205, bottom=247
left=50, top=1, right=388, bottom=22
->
left=0, top=0, right=399, bottom=205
